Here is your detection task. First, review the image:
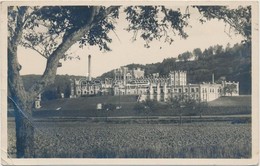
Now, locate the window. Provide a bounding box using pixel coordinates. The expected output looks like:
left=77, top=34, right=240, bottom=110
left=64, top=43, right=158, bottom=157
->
left=178, top=88, right=182, bottom=93
left=191, top=88, right=195, bottom=93
left=185, top=88, right=188, bottom=92
left=196, top=88, right=199, bottom=92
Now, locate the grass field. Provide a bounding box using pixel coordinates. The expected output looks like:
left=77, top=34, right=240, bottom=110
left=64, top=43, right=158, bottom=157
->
left=8, top=121, right=251, bottom=158
left=31, top=95, right=252, bottom=118
left=208, top=95, right=251, bottom=107
left=40, top=95, right=251, bottom=111
left=40, top=95, right=138, bottom=111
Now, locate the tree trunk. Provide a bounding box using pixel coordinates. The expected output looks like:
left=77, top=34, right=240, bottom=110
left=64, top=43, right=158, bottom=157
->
left=8, top=46, right=35, bottom=158
left=14, top=106, right=35, bottom=158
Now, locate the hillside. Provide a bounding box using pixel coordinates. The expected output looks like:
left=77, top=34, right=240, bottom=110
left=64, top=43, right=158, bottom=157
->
left=208, top=96, right=251, bottom=107
left=100, top=43, right=251, bottom=95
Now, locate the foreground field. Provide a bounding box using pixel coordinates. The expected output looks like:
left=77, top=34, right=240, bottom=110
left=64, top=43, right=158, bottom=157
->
left=8, top=121, right=251, bottom=158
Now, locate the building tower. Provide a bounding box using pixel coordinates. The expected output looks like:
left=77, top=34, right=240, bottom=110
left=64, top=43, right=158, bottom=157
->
left=169, top=71, right=187, bottom=86
left=88, top=55, right=91, bottom=81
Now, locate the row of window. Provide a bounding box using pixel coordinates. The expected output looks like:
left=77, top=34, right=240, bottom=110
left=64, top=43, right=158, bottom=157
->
left=106, top=87, right=221, bottom=94
left=201, top=88, right=221, bottom=93
left=78, top=90, right=94, bottom=94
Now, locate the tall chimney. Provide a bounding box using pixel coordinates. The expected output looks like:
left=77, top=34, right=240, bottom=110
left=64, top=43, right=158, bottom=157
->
left=88, top=55, right=91, bottom=81
left=212, top=73, right=214, bottom=84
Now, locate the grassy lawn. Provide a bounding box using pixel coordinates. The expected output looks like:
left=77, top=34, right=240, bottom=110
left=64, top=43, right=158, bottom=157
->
left=40, top=95, right=138, bottom=111
left=30, top=95, right=252, bottom=118
left=208, top=95, right=251, bottom=107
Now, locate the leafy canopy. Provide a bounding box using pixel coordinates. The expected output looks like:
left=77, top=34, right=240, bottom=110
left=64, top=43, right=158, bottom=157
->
left=8, top=5, right=251, bottom=61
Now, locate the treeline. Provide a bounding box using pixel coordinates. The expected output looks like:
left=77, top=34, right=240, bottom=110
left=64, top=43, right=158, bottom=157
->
left=100, top=42, right=251, bottom=94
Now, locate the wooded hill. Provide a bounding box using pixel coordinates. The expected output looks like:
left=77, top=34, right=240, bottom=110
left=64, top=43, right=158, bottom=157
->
left=100, top=43, right=251, bottom=95
left=19, top=42, right=251, bottom=101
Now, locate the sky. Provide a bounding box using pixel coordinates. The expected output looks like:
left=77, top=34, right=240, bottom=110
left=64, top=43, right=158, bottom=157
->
left=17, top=6, right=244, bottom=77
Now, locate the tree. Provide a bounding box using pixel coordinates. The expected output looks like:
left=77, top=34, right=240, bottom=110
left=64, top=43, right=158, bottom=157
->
left=134, top=99, right=166, bottom=120
left=178, top=51, right=193, bottom=62
left=213, top=45, right=224, bottom=55
left=8, top=6, right=122, bottom=158
left=196, top=101, right=208, bottom=118
left=224, top=83, right=238, bottom=96
left=7, top=5, right=251, bottom=157
left=64, top=83, right=71, bottom=98
left=193, top=48, right=203, bottom=60
left=167, top=95, right=187, bottom=125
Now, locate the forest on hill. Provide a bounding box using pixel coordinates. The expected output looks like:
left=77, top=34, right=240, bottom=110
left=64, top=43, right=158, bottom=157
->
left=100, top=43, right=251, bottom=95
left=18, top=42, right=251, bottom=101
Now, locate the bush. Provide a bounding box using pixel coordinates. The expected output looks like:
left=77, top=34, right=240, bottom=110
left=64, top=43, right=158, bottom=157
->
left=103, top=103, right=116, bottom=111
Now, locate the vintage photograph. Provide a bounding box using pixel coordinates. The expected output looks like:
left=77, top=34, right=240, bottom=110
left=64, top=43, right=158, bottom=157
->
left=1, top=1, right=258, bottom=165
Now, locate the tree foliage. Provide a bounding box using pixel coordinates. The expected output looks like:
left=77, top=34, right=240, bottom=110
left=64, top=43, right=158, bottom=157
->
left=195, top=6, right=251, bottom=43
left=193, top=48, right=203, bottom=60
left=125, top=6, right=190, bottom=47
left=224, top=83, right=238, bottom=96
left=178, top=51, right=193, bottom=61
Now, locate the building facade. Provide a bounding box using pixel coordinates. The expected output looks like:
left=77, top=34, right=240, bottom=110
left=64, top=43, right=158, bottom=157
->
left=70, top=66, right=239, bottom=102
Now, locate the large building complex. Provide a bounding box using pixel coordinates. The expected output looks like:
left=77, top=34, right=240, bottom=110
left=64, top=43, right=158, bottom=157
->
left=70, top=56, right=239, bottom=102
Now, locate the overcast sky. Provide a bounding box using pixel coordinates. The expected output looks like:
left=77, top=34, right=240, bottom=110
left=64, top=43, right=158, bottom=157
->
left=18, top=6, right=244, bottom=77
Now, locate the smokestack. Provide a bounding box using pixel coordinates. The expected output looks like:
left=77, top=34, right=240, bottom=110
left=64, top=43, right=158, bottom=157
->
left=212, top=73, right=214, bottom=84
left=88, top=55, right=91, bottom=81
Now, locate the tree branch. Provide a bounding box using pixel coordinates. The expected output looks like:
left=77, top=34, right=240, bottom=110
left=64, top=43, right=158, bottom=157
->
left=11, top=7, right=28, bottom=46
left=23, top=43, right=49, bottom=59
left=28, top=6, right=104, bottom=98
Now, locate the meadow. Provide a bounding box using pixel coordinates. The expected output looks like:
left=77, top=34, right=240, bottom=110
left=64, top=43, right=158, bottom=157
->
left=8, top=121, right=251, bottom=158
